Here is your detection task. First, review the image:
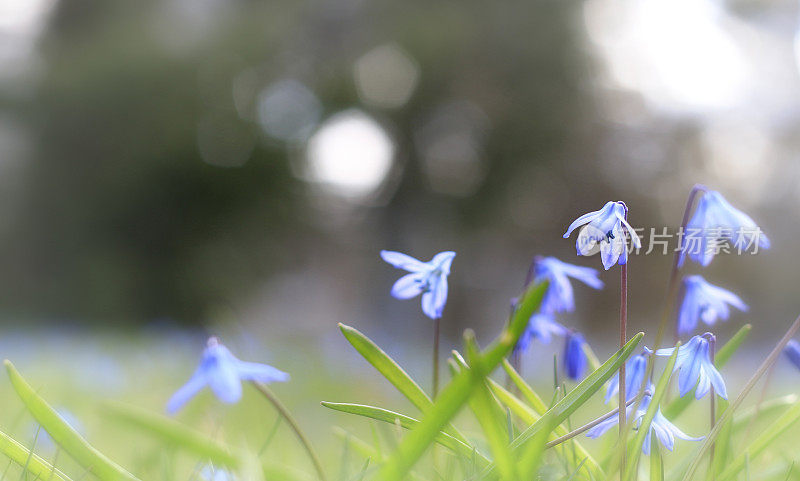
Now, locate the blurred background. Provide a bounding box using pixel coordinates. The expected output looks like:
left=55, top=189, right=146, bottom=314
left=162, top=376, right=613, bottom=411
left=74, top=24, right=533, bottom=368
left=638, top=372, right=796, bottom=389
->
left=2, top=0, right=800, bottom=475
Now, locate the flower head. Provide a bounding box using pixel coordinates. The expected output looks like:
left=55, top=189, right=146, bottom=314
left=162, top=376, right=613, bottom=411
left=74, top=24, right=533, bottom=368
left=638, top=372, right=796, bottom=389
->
left=533, top=257, right=603, bottom=314
left=679, top=190, right=770, bottom=267
left=655, top=334, right=726, bottom=400
left=587, top=390, right=703, bottom=454
left=563, top=201, right=641, bottom=270
left=167, top=337, right=290, bottom=414
left=381, top=250, right=455, bottom=319
left=678, top=275, right=747, bottom=335
left=514, top=313, right=567, bottom=354
left=563, top=332, right=588, bottom=381
left=605, top=350, right=650, bottom=404
left=783, top=340, right=800, bottom=371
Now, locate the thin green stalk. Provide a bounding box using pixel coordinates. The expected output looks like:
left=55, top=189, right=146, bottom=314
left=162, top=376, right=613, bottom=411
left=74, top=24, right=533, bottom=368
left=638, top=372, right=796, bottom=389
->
left=653, top=184, right=707, bottom=349
left=433, top=317, right=440, bottom=398
left=618, top=202, right=630, bottom=478
left=252, top=382, right=327, bottom=481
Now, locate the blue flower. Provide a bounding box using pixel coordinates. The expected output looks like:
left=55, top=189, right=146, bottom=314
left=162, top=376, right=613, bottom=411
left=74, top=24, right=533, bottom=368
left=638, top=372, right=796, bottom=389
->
left=563, top=332, right=588, bottom=381
left=200, top=465, right=235, bottom=481
left=587, top=389, right=703, bottom=454
left=515, top=313, right=567, bottom=354
left=533, top=256, right=604, bottom=314
left=655, top=334, right=726, bottom=400
left=678, top=275, right=747, bottom=336
left=563, top=201, right=642, bottom=270
left=605, top=350, right=650, bottom=404
left=679, top=190, right=770, bottom=267
left=381, top=250, right=455, bottom=319
left=167, top=337, right=290, bottom=414
left=783, top=340, right=800, bottom=371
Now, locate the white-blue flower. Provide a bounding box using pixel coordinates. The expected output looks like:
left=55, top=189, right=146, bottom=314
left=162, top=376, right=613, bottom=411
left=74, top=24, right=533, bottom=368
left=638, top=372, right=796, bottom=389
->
left=656, top=334, right=726, bottom=400
left=587, top=389, right=703, bottom=454
left=563, top=201, right=641, bottom=270
left=381, top=250, right=455, bottom=319
left=167, top=337, right=289, bottom=414
left=533, top=256, right=603, bottom=314
left=679, top=190, right=770, bottom=267
left=678, top=275, right=747, bottom=336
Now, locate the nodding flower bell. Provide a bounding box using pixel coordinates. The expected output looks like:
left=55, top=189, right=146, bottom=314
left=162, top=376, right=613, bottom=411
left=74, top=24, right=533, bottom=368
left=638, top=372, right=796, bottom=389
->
left=783, top=340, right=800, bottom=371
left=563, top=201, right=641, bottom=270
left=677, top=275, right=747, bottom=336
left=563, top=332, right=589, bottom=381
left=381, top=250, right=455, bottom=320
left=514, top=313, right=567, bottom=354
left=679, top=190, right=770, bottom=267
left=605, top=350, right=650, bottom=404
left=533, top=256, right=604, bottom=315
left=656, top=333, right=726, bottom=400
left=587, top=387, right=703, bottom=455
left=167, top=337, right=290, bottom=414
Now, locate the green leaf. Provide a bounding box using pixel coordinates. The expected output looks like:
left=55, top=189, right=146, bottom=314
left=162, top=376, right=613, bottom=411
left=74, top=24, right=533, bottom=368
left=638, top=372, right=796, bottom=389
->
left=649, top=437, right=663, bottom=481
left=4, top=360, right=140, bottom=481
left=373, top=280, right=548, bottom=481
left=718, top=400, right=800, bottom=481
left=464, top=334, right=519, bottom=481
left=501, top=359, right=548, bottom=414
left=664, top=324, right=750, bottom=419
left=338, top=323, right=468, bottom=444
left=0, top=429, right=72, bottom=481
left=625, top=342, right=679, bottom=480
left=102, top=402, right=240, bottom=469
left=321, top=402, right=489, bottom=468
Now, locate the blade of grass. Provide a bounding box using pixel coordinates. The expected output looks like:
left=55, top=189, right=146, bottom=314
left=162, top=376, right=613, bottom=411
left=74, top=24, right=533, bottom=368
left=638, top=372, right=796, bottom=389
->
left=464, top=335, right=519, bottom=481
left=718, top=400, right=800, bottom=481
left=0, top=430, right=71, bottom=481
left=5, top=361, right=139, bottom=481
left=102, top=402, right=240, bottom=469
left=321, top=403, right=489, bottom=467
left=373, top=281, right=547, bottom=481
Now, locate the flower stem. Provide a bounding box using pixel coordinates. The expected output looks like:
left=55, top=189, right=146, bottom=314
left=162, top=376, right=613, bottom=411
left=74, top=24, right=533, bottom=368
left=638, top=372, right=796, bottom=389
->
left=654, top=184, right=707, bottom=349
left=252, top=382, right=327, bottom=481
left=618, top=202, right=629, bottom=476
left=709, top=335, right=717, bottom=479
left=433, top=317, right=440, bottom=398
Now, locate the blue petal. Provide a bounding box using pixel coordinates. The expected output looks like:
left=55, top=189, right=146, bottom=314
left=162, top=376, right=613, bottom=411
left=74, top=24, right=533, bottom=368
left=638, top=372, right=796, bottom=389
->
left=563, top=209, right=604, bottom=238
left=421, top=273, right=448, bottom=319
left=784, top=340, right=800, bottom=371
left=166, top=371, right=207, bottom=414
left=430, top=251, right=456, bottom=274
left=390, top=272, right=426, bottom=299
left=236, top=361, right=290, bottom=384
left=705, top=362, right=728, bottom=399
left=380, top=250, right=427, bottom=272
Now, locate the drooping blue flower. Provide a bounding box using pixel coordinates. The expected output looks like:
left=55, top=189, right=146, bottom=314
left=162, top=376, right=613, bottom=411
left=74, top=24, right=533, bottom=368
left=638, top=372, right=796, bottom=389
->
left=563, top=332, right=588, bottom=381
left=167, top=337, right=290, bottom=414
left=783, top=340, right=800, bottom=371
left=677, top=275, right=747, bottom=335
left=514, top=313, right=567, bottom=354
left=605, top=350, right=650, bottom=404
left=563, top=201, right=642, bottom=270
left=200, top=465, right=235, bottom=481
left=655, top=334, right=726, bottom=400
left=679, top=190, right=770, bottom=268
left=533, top=256, right=604, bottom=314
left=586, top=390, right=703, bottom=455
left=381, top=250, right=456, bottom=320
